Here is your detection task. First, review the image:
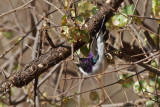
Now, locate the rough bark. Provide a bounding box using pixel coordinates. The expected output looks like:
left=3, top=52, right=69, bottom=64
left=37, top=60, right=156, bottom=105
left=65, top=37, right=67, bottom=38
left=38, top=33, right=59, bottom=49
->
left=0, top=0, right=124, bottom=92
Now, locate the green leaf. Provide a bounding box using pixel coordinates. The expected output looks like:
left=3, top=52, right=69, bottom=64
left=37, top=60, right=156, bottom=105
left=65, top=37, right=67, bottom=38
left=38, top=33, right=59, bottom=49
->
left=13, top=62, right=19, bottom=70
left=80, top=44, right=89, bottom=56
left=77, top=1, right=98, bottom=20
left=61, top=15, right=67, bottom=26
left=133, top=81, right=142, bottom=94
left=111, top=4, right=136, bottom=27
left=105, top=18, right=119, bottom=30
left=140, top=80, right=148, bottom=88
left=133, top=80, right=148, bottom=94
left=70, top=27, right=80, bottom=42
left=151, top=59, right=158, bottom=68
left=75, top=49, right=81, bottom=55
left=119, top=73, right=134, bottom=88
left=0, top=102, right=6, bottom=107
left=89, top=91, right=99, bottom=101
left=121, top=4, right=135, bottom=15
left=68, top=38, right=74, bottom=43
left=78, top=1, right=93, bottom=13
left=76, top=15, right=84, bottom=24
left=62, top=98, right=77, bottom=107
left=152, top=0, right=160, bottom=23
left=146, top=100, right=154, bottom=107
left=112, top=14, right=128, bottom=27
left=64, top=0, right=69, bottom=10
left=146, top=86, right=154, bottom=95
left=80, top=30, right=89, bottom=42
left=3, top=31, right=14, bottom=39
left=92, top=6, right=99, bottom=15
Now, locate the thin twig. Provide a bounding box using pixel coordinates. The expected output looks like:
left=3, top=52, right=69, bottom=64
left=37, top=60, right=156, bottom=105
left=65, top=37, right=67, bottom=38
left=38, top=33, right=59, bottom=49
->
left=0, top=0, right=33, bottom=18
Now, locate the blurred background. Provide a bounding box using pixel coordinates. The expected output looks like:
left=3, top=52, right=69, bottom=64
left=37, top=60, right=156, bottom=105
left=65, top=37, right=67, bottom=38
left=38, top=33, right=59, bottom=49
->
left=0, top=0, right=159, bottom=106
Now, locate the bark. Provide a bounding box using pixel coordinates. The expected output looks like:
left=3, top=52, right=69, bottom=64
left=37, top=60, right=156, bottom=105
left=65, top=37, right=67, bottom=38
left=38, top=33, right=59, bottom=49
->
left=0, top=0, right=124, bottom=92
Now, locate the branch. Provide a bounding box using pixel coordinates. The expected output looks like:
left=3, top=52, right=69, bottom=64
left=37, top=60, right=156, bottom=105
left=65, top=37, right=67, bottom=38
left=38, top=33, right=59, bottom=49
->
left=0, top=0, right=124, bottom=92
left=105, top=43, right=160, bottom=75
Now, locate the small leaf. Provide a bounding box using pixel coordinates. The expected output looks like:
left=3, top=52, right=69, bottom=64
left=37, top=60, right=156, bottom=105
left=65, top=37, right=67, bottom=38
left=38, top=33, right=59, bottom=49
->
left=0, top=102, right=6, bottom=106
left=70, top=27, right=80, bottom=42
left=105, top=19, right=118, bottom=30
left=133, top=80, right=148, bottom=94
left=151, top=59, right=158, bottom=68
left=112, top=14, right=128, bottom=27
left=92, top=6, right=99, bottom=15
left=80, top=44, right=89, bottom=56
left=121, top=4, right=135, bottom=15
left=80, top=30, right=89, bottom=42
left=152, top=0, right=160, bottom=23
left=68, top=38, right=74, bottom=43
left=75, top=49, right=81, bottom=55
left=64, top=0, right=69, bottom=10
left=119, top=73, right=134, bottom=88
left=13, top=62, right=19, bottom=70
left=3, top=31, right=14, bottom=39
left=140, top=80, right=148, bottom=88
left=89, top=91, right=99, bottom=101
left=146, top=86, right=154, bottom=95
left=76, top=15, right=84, bottom=24
left=77, top=1, right=98, bottom=20
left=133, top=81, right=141, bottom=93
left=62, top=98, right=77, bottom=107
left=61, top=15, right=67, bottom=26
left=111, top=4, right=136, bottom=27
left=146, top=100, right=154, bottom=107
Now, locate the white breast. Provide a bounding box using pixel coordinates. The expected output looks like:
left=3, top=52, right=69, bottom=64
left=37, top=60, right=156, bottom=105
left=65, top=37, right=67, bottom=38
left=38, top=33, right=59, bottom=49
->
left=92, top=32, right=109, bottom=74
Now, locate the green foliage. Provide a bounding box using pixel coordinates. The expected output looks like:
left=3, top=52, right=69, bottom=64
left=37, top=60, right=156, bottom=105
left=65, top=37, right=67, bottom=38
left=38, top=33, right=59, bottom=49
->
left=133, top=79, right=156, bottom=96
left=119, top=73, right=134, bottom=88
left=89, top=91, right=99, bottom=101
left=60, top=1, right=99, bottom=57
left=62, top=97, right=77, bottom=107
left=80, top=30, right=89, bottom=42
left=60, top=1, right=98, bottom=56
left=2, top=31, right=14, bottom=39
left=61, top=1, right=98, bottom=43
left=151, top=59, right=158, bottom=68
left=0, top=102, right=6, bottom=107
left=121, top=4, right=135, bottom=15
left=76, top=1, right=98, bottom=25
left=149, top=60, right=158, bottom=78
left=133, top=76, right=160, bottom=106
left=146, top=100, right=154, bottom=107
left=152, top=0, right=160, bottom=23
left=112, top=14, right=128, bottom=27
left=13, top=62, right=19, bottom=70
left=133, top=80, right=146, bottom=94
left=150, top=33, right=160, bottom=46
left=80, top=44, right=90, bottom=56
left=106, top=4, right=136, bottom=28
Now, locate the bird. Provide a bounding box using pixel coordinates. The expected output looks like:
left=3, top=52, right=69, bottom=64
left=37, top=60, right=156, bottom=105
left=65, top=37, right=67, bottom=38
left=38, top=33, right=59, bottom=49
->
left=77, top=16, right=109, bottom=75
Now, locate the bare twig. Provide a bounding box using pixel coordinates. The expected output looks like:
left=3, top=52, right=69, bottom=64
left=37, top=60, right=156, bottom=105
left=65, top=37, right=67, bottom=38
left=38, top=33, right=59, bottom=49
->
left=0, top=0, right=33, bottom=18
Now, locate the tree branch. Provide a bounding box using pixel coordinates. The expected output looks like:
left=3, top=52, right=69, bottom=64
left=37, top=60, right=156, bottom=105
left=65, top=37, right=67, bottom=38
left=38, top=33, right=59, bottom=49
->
left=0, top=0, right=124, bottom=92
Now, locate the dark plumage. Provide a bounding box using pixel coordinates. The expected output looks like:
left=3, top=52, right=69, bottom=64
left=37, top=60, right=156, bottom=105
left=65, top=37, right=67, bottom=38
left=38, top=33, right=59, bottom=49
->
left=78, top=53, right=98, bottom=73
